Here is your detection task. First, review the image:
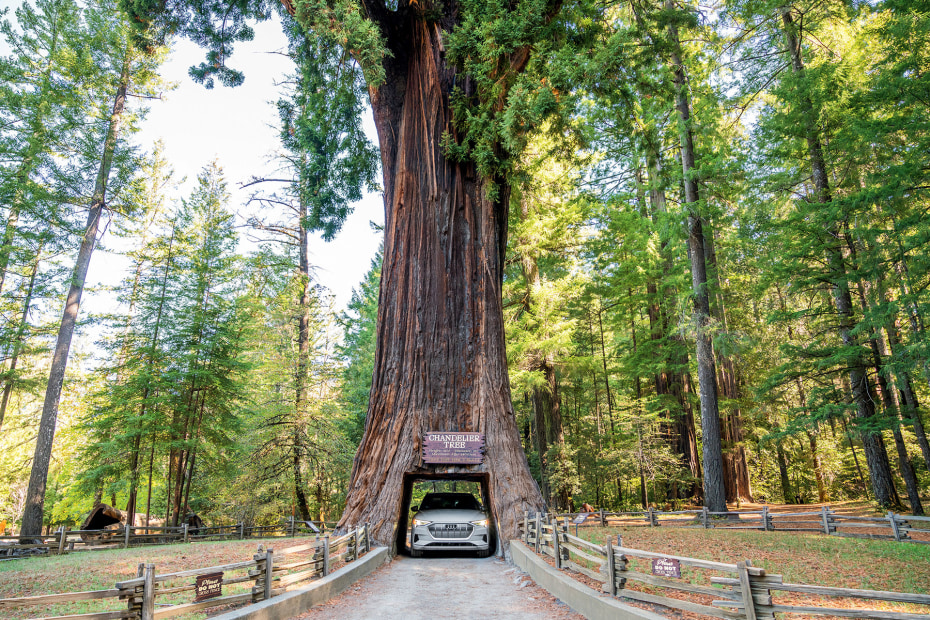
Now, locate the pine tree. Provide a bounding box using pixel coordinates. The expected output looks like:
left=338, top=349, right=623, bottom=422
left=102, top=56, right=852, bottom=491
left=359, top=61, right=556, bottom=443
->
left=21, top=0, right=166, bottom=536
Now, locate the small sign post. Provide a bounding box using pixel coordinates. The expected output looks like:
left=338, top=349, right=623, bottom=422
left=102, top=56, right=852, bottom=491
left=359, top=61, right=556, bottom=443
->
left=651, top=558, right=681, bottom=578
left=572, top=512, right=587, bottom=536
left=194, top=572, right=223, bottom=602
left=423, top=432, right=484, bottom=464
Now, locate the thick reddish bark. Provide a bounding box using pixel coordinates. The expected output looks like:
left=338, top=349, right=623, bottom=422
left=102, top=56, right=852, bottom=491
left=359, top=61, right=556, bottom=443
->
left=337, top=16, right=544, bottom=550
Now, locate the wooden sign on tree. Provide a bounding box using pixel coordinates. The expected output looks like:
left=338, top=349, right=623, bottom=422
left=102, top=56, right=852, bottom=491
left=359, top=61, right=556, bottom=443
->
left=423, top=432, right=484, bottom=464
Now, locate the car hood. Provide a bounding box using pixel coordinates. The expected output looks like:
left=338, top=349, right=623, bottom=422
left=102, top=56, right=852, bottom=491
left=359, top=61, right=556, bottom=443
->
left=414, top=508, right=487, bottom=523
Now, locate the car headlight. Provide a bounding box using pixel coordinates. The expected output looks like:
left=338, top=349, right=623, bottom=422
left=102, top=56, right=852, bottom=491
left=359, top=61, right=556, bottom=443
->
left=470, top=519, right=488, bottom=527
left=413, top=519, right=432, bottom=526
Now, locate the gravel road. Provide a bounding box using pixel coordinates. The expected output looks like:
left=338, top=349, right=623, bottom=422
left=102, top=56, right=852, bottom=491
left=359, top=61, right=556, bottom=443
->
left=294, top=554, right=585, bottom=619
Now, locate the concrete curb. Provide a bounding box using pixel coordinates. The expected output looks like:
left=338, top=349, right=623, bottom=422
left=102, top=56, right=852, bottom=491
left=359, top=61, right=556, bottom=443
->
left=510, top=540, right=666, bottom=620
left=212, top=546, right=390, bottom=620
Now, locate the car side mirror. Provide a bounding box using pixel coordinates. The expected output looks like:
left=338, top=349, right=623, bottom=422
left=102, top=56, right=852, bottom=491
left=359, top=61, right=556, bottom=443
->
left=411, top=505, right=419, bottom=512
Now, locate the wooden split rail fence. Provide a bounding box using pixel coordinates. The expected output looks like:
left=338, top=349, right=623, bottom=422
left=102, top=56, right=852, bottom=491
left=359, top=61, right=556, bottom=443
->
left=521, top=512, right=930, bottom=620
left=0, top=518, right=338, bottom=557
left=549, top=507, right=930, bottom=544
left=0, top=524, right=370, bottom=620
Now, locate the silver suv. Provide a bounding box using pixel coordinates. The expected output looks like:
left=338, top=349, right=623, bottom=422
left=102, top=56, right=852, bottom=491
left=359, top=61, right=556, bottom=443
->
left=410, top=492, right=491, bottom=557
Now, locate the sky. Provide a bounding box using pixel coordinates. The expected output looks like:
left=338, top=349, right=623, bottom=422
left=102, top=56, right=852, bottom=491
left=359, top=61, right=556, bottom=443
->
left=90, top=14, right=385, bottom=318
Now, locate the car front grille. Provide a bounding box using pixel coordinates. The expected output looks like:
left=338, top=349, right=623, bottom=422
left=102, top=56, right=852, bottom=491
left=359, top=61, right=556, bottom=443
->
left=428, top=524, right=474, bottom=539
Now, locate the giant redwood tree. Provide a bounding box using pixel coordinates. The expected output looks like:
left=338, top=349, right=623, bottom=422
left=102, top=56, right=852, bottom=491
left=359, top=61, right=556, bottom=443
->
left=119, top=0, right=588, bottom=547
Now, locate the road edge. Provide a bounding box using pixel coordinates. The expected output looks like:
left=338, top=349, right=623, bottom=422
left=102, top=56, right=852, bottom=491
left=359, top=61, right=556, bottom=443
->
left=510, top=540, right=666, bottom=620
left=212, top=546, right=390, bottom=620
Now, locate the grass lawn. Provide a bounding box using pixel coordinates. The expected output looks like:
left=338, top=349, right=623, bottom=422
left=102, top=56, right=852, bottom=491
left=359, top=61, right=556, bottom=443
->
left=0, top=537, right=312, bottom=619
left=567, top=525, right=930, bottom=619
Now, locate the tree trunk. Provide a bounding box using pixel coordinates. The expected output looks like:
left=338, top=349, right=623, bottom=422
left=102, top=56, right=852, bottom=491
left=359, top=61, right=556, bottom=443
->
left=853, top=274, right=923, bottom=513
left=532, top=377, right=551, bottom=503
left=293, top=188, right=314, bottom=518
left=337, top=17, right=543, bottom=549
left=0, top=246, right=41, bottom=433
left=703, top=227, right=752, bottom=502
left=780, top=9, right=895, bottom=507
left=126, top=223, right=176, bottom=528
left=667, top=7, right=726, bottom=511
left=294, top=445, right=312, bottom=522
left=20, top=54, right=130, bottom=537
left=806, top=431, right=828, bottom=503
left=642, top=140, right=701, bottom=500
left=776, top=439, right=792, bottom=503
left=874, top=259, right=930, bottom=473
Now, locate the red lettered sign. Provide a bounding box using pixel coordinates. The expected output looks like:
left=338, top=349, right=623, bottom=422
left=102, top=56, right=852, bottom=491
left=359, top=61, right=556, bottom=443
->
left=423, top=432, right=484, bottom=464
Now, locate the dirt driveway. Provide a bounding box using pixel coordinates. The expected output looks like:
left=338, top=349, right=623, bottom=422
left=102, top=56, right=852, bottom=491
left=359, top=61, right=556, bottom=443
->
left=294, top=554, right=585, bottom=619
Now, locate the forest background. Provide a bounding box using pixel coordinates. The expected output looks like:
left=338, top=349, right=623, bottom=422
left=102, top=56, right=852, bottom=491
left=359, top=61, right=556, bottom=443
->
left=1, top=0, right=928, bottom=533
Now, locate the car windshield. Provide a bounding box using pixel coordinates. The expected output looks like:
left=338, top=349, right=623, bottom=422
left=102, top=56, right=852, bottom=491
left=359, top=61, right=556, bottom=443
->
left=419, top=493, right=481, bottom=511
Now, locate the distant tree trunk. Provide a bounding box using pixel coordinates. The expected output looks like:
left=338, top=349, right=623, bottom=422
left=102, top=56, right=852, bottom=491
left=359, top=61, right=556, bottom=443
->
left=336, top=16, right=544, bottom=548
left=294, top=446, right=312, bottom=522
left=806, top=430, right=828, bottom=503
left=667, top=4, right=726, bottom=512
left=703, top=228, right=753, bottom=502
left=544, top=364, right=570, bottom=511
left=872, top=255, right=930, bottom=473
left=781, top=9, right=895, bottom=507
left=126, top=224, right=176, bottom=528
left=775, top=285, right=828, bottom=502
left=0, top=247, right=41, bottom=433
left=20, top=53, right=130, bottom=537
left=293, top=188, right=314, bottom=522
left=776, top=439, right=792, bottom=504
left=641, top=145, right=701, bottom=501
left=850, top=266, right=923, bottom=514
left=517, top=202, right=552, bottom=504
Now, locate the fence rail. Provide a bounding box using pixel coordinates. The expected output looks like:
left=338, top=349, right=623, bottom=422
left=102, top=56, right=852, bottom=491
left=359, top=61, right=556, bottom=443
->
left=0, top=523, right=371, bottom=620
left=520, top=511, right=930, bottom=620
left=546, top=506, right=930, bottom=544
left=0, top=518, right=339, bottom=558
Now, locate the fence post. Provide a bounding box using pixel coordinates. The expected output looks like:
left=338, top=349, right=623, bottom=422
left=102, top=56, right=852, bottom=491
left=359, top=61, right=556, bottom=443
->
left=57, top=526, right=66, bottom=555
left=523, top=511, right=528, bottom=544
left=737, top=561, right=757, bottom=620
left=125, top=563, right=144, bottom=618
left=605, top=536, right=616, bottom=596
left=599, top=508, right=606, bottom=527
left=264, top=549, right=274, bottom=600
left=365, top=522, right=371, bottom=553
left=534, top=513, right=541, bottom=554
left=888, top=512, right=902, bottom=541
left=141, top=563, right=155, bottom=620
left=323, top=534, right=330, bottom=576
left=551, top=520, right=562, bottom=569
left=124, top=525, right=131, bottom=549
left=239, top=523, right=245, bottom=540
left=648, top=507, right=656, bottom=527
left=289, top=517, right=295, bottom=537
left=820, top=506, right=830, bottom=535
left=702, top=506, right=709, bottom=529
left=183, top=523, right=189, bottom=544
left=761, top=506, right=769, bottom=532
left=563, top=516, right=569, bottom=533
